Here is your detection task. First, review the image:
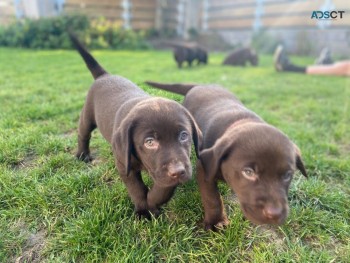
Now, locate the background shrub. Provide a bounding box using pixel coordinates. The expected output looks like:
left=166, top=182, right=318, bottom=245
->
left=0, top=15, right=151, bottom=50
left=87, top=17, right=150, bottom=49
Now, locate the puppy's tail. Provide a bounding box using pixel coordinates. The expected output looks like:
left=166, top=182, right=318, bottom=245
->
left=145, top=81, right=196, bottom=95
left=69, top=33, right=107, bottom=79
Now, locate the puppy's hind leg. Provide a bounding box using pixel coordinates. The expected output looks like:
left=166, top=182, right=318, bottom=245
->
left=76, top=106, right=96, bottom=162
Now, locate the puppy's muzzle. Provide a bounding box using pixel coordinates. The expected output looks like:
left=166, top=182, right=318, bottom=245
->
left=262, top=205, right=284, bottom=221
left=168, top=165, right=186, bottom=178
left=167, top=163, right=190, bottom=183
left=242, top=202, right=288, bottom=225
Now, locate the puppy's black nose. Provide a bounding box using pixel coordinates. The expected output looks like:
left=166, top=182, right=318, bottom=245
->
left=263, top=206, right=283, bottom=220
left=168, top=164, right=186, bottom=178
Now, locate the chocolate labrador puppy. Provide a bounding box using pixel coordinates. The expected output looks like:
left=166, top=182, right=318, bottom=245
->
left=223, top=47, right=258, bottom=66
left=172, top=43, right=208, bottom=68
left=70, top=35, right=202, bottom=219
left=145, top=81, right=307, bottom=230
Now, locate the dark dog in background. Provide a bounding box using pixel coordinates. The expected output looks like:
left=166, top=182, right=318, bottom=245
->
left=70, top=34, right=202, bottom=219
left=145, top=81, right=307, bottom=230
left=223, top=47, right=258, bottom=66
left=173, top=43, right=208, bottom=68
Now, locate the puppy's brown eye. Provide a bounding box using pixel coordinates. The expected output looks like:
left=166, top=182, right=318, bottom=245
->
left=144, top=137, right=159, bottom=149
left=282, top=171, right=293, bottom=182
left=242, top=167, right=258, bottom=181
left=179, top=131, right=189, bottom=142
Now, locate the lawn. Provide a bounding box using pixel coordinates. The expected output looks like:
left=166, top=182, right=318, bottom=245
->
left=0, top=48, right=349, bottom=262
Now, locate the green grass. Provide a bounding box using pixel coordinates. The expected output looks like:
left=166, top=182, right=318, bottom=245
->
left=0, top=48, right=349, bottom=262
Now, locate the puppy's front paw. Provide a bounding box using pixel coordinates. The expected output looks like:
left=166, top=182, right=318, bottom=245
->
left=76, top=152, right=92, bottom=163
left=135, top=208, right=161, bottom=220
left=204, top=217, right=230, bottom=231
left=135, top=209, right=152, bottom=220
left=148, top=207, right=161, bottom=218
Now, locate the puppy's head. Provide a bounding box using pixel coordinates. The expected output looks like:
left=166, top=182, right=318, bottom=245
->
left=113, top=98, right=202, bottom=187
left=200, top=122, right=307, bottom=225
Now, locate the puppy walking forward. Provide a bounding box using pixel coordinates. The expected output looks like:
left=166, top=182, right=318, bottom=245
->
left=70, top=35, right=202, bottom=219
left=145, top=81, right=307, bottom=230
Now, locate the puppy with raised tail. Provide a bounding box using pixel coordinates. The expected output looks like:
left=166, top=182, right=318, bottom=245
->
left=70, top=34, right=202, bottom=219
left=145, top=81, right=307, bottom=230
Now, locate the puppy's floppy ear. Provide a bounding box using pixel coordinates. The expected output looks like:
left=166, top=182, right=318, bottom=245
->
left=294, top=144, right=307, bottom=177
left=184, top=110, right=203, bottom=158
left=199, top=138, right=233, bottom=181
left=112, top=118, right=135, bottom=177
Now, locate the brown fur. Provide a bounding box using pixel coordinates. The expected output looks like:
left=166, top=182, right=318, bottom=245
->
left=70, top=34, right=202, bottom=219
left=223, top=47, right=258, bottom=66
left=145, top=81, right=307, bottom=230
left=172, top=43, right=208, bottom=68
